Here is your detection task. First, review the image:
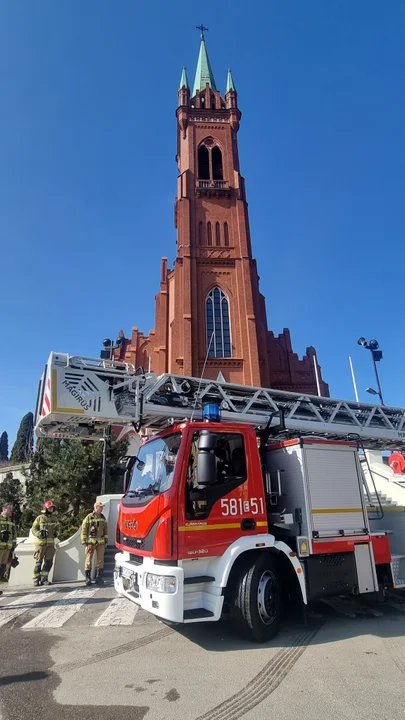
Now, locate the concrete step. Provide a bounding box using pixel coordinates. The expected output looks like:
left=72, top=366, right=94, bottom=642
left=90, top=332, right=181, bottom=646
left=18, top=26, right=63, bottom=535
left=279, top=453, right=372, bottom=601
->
left=102, top=547, right=117, bottom=576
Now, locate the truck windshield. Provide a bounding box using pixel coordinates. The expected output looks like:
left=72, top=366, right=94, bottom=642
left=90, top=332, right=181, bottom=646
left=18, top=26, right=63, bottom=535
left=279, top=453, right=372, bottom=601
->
left=127, top=433, right=181, bottom=501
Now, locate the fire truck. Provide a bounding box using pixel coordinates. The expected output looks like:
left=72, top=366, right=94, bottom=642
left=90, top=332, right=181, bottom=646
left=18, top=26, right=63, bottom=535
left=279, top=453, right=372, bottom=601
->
left=35, top=353, right=405, bottom=642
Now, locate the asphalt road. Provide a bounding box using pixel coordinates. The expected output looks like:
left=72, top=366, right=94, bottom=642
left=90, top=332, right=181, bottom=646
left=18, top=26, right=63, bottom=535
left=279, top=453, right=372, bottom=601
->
left=1, top=583, right=405, bottom=720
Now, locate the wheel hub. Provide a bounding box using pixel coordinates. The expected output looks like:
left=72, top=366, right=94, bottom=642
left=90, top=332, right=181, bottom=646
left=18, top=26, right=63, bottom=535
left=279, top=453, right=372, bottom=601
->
left=257, top=570, right=277, bottom=625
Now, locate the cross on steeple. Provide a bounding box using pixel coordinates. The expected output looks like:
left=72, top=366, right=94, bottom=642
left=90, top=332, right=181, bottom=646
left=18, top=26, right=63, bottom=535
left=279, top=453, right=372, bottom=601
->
left=196, top=24, right=209, bottom=39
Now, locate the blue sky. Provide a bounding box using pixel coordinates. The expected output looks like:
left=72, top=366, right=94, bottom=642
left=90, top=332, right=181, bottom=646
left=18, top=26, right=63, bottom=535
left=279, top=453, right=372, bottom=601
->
left=1, top=1, right=404, bottom=447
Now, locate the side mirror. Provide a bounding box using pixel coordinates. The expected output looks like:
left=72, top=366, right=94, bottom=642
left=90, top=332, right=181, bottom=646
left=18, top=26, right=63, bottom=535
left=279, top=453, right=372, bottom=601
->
left=196, top=451, right=217, bottom=486
left=198, top=431, right=218, bottom=452
left=196, top=432, right=218, bottom=487
left=123, top=456, right=136, bottom=493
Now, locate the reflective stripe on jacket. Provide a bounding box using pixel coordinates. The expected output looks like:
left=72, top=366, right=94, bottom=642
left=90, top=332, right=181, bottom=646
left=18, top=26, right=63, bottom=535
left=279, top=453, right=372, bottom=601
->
left=0, top=516, right=17, bottom=550
left=32, top=512, right=58, bottom=546
left=81, top=513, right=108, bottom=545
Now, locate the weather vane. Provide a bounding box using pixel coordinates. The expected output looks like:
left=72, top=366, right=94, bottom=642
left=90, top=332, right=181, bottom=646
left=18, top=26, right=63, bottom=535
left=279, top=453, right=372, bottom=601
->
left=196, top=24, right=209, bottom=39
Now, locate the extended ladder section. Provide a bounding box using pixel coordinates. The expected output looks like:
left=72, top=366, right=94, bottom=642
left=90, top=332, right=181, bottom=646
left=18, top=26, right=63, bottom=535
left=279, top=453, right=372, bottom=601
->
left=35, top=352, right=405, bottom=450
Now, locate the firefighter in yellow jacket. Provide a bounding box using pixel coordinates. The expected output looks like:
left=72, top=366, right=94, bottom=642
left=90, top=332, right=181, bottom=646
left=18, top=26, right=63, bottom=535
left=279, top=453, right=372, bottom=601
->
left=81, top=502, right=108, bottom=586
left=0, top=504, right=17, bottom=595
left=31, top=500, right=58, bottom=586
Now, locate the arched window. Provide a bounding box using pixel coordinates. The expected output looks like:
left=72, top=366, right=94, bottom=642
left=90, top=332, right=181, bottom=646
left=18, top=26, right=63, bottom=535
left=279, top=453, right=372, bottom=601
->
left=197, top=140, right=225, bottom=185
left=207, top=222, right=212, bottom=246
left=206, top=288, right=232, bottom=358
left=215, top=222, right=221, bottom=246
left=198, top=146, right=210, bottom=179
left=198, top=221, right=204, bottom=245
left=224, top=222, right=230, bottom=247
left=212, top=146, right=223, bottom=180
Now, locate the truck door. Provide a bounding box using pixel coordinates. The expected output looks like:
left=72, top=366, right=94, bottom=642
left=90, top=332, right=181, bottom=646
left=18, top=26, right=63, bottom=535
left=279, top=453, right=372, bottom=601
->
left=177, top=428, right=267, bottom=559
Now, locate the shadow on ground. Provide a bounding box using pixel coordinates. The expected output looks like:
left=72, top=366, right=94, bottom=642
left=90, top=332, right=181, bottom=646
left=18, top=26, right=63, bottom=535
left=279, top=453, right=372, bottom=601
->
left=0, top=631, right=149, bottom=720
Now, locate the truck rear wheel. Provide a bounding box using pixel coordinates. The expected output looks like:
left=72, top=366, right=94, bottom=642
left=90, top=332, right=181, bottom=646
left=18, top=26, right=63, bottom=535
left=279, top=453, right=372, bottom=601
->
left=230, top=553, right=281, bottom=643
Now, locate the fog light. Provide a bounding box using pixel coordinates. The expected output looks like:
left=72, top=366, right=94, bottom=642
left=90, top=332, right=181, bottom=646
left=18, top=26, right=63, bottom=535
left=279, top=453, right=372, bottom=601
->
left=145, top=573, right=176, bottom=593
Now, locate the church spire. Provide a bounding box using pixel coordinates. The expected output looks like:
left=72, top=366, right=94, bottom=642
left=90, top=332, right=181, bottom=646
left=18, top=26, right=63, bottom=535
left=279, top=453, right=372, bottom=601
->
left=192, top=26, right=217, bottom=96
left=179, top=66, right=189, bottom=90
left=226, top=68, right=236, bottom=93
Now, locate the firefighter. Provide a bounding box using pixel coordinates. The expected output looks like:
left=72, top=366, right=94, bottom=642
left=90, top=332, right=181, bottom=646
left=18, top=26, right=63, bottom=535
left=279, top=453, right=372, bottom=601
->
left=31, top=500, right=58, bottom=586
left=81, top=502, right=108, bottom=586
left=0, top=503, right=17, bottom=595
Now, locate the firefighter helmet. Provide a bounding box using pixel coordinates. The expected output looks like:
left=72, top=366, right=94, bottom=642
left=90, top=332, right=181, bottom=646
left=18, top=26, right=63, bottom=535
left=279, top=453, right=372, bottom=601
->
left=43, top=500, right=55, bottom=511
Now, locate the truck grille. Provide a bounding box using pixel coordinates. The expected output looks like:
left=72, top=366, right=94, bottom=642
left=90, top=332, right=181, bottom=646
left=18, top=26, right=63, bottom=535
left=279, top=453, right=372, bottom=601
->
left=119, top=530, right=145, bottom=550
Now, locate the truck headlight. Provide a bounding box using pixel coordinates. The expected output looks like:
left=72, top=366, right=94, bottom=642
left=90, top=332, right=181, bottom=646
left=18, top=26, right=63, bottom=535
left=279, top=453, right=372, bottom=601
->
left=145, top=573, right=176, bottom=593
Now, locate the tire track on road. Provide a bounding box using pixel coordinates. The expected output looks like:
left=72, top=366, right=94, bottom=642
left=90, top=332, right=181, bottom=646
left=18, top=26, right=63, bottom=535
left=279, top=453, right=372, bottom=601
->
left=54, top=626, right=174, bottom=673
left=383, top=637, right=405, bottom=676
left=195, top=624, right=321, bottom=720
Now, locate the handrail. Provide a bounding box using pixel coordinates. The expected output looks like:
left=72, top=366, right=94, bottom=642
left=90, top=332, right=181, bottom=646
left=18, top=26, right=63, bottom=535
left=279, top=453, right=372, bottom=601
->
left=196, top=180, right=229, bottom=189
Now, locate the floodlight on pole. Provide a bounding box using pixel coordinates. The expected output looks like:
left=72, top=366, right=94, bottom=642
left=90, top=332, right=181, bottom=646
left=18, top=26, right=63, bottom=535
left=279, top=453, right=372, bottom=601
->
left=357, top=337, right=385, bottom=405
left=366, top=387, right=378, bottom=397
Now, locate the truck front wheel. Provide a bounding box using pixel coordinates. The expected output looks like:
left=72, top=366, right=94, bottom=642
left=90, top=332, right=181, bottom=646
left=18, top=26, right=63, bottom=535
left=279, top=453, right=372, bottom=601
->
left=230, top=553, right=281, bottom=642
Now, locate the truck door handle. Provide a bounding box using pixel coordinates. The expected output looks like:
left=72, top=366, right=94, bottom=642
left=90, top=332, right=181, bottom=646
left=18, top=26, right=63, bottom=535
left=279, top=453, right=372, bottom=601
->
left=241, top=519, right=256, bottom=531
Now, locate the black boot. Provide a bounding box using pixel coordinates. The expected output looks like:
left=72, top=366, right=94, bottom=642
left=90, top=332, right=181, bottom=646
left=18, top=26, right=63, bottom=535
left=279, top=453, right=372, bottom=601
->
left=95, top=569, right=104, bottom=585
left=0, top=564, right=6, bottom=593
left=33, top=563, right=41, bottom=586
left=85, top=570, right=92, bottom=586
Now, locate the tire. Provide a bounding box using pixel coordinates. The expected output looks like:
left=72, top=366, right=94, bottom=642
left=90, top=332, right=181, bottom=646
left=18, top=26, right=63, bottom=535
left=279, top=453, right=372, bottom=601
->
left=230, top=553, right=282, bottom=643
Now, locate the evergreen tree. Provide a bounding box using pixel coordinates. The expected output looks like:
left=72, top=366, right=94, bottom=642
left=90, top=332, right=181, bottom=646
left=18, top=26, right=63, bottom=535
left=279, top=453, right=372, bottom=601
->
left=0, top=472, right=23, bottom=526
left=21, top=436, right=127, bottom=540
left=10, top=412, right=34, bottom=463
left=0, top=431, right=8, bottom=462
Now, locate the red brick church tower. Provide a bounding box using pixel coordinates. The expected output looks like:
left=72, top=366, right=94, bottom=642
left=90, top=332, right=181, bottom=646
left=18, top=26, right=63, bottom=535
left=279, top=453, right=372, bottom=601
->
left=115, top=32, right=328, bottom=395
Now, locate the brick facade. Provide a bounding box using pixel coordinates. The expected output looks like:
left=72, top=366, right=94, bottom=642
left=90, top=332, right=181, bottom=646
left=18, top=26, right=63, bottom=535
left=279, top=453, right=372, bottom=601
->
left=115, top=50, right=328, bottom=396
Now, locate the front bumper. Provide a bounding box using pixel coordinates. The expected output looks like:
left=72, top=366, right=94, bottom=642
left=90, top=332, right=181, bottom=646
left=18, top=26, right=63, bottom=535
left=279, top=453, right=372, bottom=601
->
left=114, top=552, right=185, bottom=623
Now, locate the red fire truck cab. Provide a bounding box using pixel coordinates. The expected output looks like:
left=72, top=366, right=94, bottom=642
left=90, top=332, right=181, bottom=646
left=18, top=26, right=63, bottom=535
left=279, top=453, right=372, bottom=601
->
left=114, top=421, right=394, bottom=642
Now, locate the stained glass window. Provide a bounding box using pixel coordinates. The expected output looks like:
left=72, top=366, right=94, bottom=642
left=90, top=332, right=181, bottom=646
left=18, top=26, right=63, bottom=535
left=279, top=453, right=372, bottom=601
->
left=206, top=288, right=232, bottom=358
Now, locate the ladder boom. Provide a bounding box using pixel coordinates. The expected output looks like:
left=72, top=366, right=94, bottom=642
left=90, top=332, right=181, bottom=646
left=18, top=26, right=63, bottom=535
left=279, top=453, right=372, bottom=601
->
left=35, top=352, right=405, bottom=450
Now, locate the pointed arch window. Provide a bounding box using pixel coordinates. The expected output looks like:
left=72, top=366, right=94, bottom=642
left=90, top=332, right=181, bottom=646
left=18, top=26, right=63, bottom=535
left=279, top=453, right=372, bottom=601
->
left=224, top=222, right=230, bottom=247
left=212, top=146, right=223, bottom=180
left=207, top=222, right=212, bottom=246
left=206, top=288, right=232, bottom=358
left=197, top=139, right=224, bottom=184
left=198, top=146, right=210, bottom=180
left=215, top=222, right=221, bottom=246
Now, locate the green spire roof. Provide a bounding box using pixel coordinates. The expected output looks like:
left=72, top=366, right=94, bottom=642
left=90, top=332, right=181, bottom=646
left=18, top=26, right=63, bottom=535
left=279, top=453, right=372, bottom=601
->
left=179, top=66, right=189, bottom=90
left=226, top=68, right=236, bottom=92
left=192, top=38, right=217, bottom=96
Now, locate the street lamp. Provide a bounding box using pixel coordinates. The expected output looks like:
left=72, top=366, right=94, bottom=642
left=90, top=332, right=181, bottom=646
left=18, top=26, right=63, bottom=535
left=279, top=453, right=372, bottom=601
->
left=357, top=337, right=385, bottom=405
left=366, top=387, right=378, bottom=397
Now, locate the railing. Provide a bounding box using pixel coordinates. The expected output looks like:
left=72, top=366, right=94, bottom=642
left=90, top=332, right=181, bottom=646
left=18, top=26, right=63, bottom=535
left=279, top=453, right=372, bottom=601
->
left=196, top=180, right=229, bottom=189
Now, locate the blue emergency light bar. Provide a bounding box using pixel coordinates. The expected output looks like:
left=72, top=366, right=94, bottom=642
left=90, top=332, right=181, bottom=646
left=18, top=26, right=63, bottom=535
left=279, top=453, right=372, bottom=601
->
left=203, top=403, right=221, bottom=422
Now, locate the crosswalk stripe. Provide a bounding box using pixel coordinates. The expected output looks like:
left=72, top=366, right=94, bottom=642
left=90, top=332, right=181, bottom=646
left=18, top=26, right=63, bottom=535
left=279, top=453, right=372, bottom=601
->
left=22, top=587, right=98, bottom=629
left=0, top=589, right=58, bottom=628
left=94, top=595, right=139, bottom=626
